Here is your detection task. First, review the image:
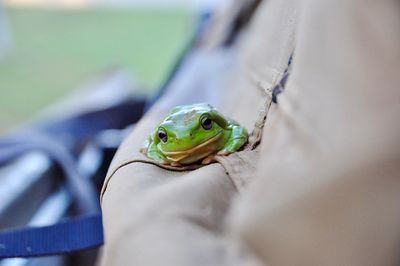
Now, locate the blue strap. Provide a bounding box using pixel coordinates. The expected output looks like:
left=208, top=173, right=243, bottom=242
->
left=0, top=213, right=103, bottom=258
left=0, top=132, right=100, bottom=213
left=0, top=132, right=103, bottom=258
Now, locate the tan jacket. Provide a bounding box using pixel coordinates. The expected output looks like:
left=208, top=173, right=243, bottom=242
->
left=99, top=0, right=400, bottom=265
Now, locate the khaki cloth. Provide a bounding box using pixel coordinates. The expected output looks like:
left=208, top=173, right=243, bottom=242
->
left=99, top=0, right=400, bottom=265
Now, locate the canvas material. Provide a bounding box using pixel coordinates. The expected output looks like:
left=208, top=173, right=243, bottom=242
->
left=100, top=0, right=400, bottom=265
left=200, top=0, right=261, bottom=49
left=228, top=0, right=400, bottom=265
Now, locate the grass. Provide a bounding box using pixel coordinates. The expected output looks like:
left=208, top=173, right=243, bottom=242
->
left=0, top=7, right=193, bottom=131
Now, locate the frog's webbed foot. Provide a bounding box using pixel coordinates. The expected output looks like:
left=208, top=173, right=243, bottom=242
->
left=170, top=161, right=182, bottom=167
left=223, top=124, right=248, bottom=153
left=147, top=151, right=168, bottom=165
left=217, top=149, right=231, bottom=156
left=140, top=139, right=150, bottom=154
left=146, top=141, right=169, bottom=165
left=159, top=159, right=170, bottom=165
left=140, top=148, right=147, bottom=154
left=202, top=155, right=216, bottom=164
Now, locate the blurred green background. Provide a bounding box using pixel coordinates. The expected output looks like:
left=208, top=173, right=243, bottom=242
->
left=0, top=7, right=193, bottom=131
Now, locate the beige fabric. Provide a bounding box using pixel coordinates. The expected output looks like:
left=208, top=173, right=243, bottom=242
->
left=229, top=0, right=400, bottom=265
left=200, top=0, right=261, bottom=49
left=99, top=0, right=400, bottom=265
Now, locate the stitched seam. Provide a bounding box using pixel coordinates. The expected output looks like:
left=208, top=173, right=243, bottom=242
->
left=100, top=159, right=197, bottom=203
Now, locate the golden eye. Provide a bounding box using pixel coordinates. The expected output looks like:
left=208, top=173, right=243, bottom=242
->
left=158, top=128, right=168, bottom=142
left=201, top=116, right=212, bottom=130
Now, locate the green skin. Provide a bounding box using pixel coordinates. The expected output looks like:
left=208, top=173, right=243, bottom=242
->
left=142, top=103, right=248, bottom=166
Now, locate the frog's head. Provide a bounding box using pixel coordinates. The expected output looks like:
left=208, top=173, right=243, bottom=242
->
left=154, top=104, right=229, bottom=159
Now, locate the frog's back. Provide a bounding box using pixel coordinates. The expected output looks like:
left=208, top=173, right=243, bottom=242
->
left=169, top=103, right=215, bottom=115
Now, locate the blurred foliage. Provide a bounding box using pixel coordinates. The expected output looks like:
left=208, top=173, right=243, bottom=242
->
left=0, top=7, right=193, bottom=131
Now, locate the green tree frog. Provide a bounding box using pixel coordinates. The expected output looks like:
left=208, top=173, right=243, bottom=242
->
left=141, top=103, right=248, bottom=166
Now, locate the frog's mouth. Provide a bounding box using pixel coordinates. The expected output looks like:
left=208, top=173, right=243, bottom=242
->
left=160, top=131, right=223, bottom=162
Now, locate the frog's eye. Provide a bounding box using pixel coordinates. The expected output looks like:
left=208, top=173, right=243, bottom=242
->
left=201, top=116, right=212, bottom=130
left=158, top=128, right=168, bottom=142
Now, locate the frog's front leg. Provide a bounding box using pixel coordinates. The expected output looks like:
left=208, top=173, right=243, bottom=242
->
left=146, top=139, right=168, bottom=164
left=218, top=125, right=248, bottom=155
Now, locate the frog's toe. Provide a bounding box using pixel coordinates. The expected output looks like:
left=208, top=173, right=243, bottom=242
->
left=217, top=149, right=231, bottom=156
left=139, top=147, right=148, bottom=154
left=202, top=155, right=215, bottom=165
left=170, top=161, right=182, bottom=167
